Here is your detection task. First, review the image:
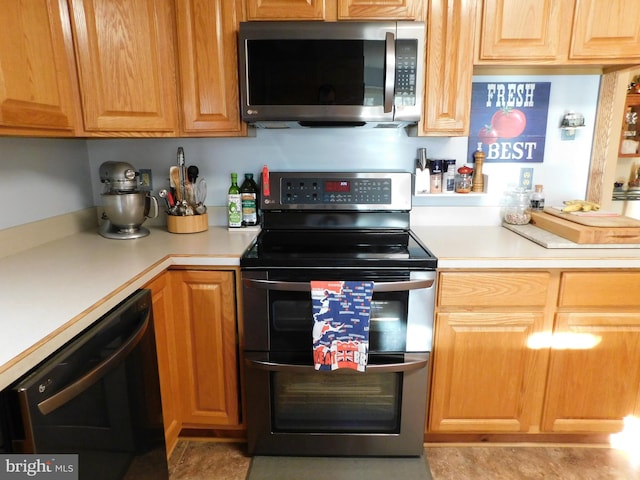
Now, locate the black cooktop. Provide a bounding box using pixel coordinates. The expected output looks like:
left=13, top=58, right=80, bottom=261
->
left=240, top=228, right=437, bottom=270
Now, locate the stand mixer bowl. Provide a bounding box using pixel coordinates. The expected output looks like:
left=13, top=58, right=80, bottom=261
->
left=100, top=192, right=158, bottom=239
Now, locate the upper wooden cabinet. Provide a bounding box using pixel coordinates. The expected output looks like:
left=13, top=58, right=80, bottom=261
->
left=247, top=0, right=326, bottom=20
left=175, top=0, right=245, bottom=136
left=476, top=0, right=640, bottom=64
left=68, top=0, right=179, bottom=135
left=338, top=0, right=423, bottom=20
left=0, top=0, right=81, bottom=136
left=246, top=0, right=422, bottom=20
left=421, top=0, right=475, bottom=136
left=570, top=0, right=640, bottom=61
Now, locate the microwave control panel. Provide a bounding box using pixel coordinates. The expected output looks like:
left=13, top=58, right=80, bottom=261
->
left=394, top=40, right=418, bottom=107
left=262, top=172, right=412, bottom=211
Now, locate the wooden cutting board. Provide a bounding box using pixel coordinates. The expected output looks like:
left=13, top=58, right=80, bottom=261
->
left=543, top=207, right=640, bottom=227
left=529, top=210, right=640, bottom=244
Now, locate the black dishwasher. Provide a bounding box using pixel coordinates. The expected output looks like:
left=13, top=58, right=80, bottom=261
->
left=0, top=289, right=168, bottom=479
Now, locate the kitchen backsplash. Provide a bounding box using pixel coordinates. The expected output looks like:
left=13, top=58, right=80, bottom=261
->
left=0, top=75, right=600, bottom=231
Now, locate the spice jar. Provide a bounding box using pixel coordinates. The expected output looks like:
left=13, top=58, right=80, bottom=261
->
left=455, top=165, right=473, bottom=193
left=503, top=188, right=532, bottom=225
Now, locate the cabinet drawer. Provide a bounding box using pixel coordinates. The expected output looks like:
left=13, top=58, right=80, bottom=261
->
left=559, top=272, right=640, bottom=307
left=438, top=272, right=550, bottom=307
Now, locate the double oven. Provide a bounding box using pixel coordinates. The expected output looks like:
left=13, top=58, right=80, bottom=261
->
left=240, top=172, right=437, bottom=457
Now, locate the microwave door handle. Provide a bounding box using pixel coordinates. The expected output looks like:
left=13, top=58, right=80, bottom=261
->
left=246, top=357, right=427, bottom=374
left=36, top=311, right=150, bottom=416
left=383, top=31, right=396, bottom=114
left=243, top=278, right=433, bottom=292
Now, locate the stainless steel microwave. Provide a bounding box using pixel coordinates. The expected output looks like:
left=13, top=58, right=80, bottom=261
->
left=238, top=21, right=425, bottom=128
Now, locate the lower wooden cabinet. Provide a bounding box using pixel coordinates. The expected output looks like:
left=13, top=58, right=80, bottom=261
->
left=429, top=271, right=554, bottom=433
left=542, top=271, right=640, bottom=433
left=170, top=269, right=241, bottom=428
left=145, top=272, right=181, bottom=457
left=429, top=269, right=640, bottom=438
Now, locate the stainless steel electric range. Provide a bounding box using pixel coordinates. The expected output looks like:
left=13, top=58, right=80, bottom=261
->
left=240, top=172, right=437, bottom=457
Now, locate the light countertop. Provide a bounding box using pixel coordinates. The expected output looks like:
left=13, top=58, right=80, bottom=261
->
left=2, top=223, right=640, bottom=390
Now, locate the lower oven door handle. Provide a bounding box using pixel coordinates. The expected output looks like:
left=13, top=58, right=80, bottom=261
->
left=245, top=358, right=428, bottom=373
left=243, top=278, right=433, bottom=292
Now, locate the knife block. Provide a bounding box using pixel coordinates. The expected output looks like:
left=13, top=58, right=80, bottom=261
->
left=167, top=213, right=208, bottom=233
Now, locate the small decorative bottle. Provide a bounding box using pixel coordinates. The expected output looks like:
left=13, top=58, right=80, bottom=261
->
left=530, top=185, right=545, bottom=211
left=227, top=173, right=242, bottom=228
left=472, top=148, right=485, bottom=193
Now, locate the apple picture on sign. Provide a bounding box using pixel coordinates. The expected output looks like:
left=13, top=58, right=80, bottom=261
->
left=467, top=82, right=550, bottom=163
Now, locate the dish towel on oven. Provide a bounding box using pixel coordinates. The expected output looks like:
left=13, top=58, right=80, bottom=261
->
left=311, top=280, right=374, bottom=372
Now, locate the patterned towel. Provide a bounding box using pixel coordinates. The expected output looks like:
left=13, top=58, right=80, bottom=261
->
left=311, top=280, right=374, bottom=372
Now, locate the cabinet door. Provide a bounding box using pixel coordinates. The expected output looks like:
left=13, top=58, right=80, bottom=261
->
left=175, top=0, right=245, bottom=136
left=68, top=0, right=178, bottom=134
left=542, top=312, right=640, bottom=433
left=0, top=0, right=80, bottom=136
left=246, top=0, right=326, bottom=20
left=477, top=0, right=573, bottom=62
left=337, top=0, right=422, bottom=20
left=171, top=270, right=240, bottom=427
left=145, top=273, right=181, bottom=458
left=429, top=311, right=548, bottom=432
left=571, top=0, right=640, bottom=60
left=422, top=0, right=475, bottom=135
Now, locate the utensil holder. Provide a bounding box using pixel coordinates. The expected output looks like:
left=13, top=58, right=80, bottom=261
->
left=167, top=213, right=208, bottom=233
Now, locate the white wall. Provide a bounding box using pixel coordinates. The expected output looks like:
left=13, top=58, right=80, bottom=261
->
left=0, top=137, right=92, bottom=230
left=86, top=75, right=600, bottom=213
left=0, top=74, right=601, bottom=231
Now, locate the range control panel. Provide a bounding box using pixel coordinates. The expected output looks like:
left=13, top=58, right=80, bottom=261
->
left=282, top=177, right=391, bottom=205
left=262, top=172, right=412, bottom=211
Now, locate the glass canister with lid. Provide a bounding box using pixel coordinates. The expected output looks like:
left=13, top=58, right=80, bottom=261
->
left=503, top=188, right=532, bottom=225
left=455, top=165, right=473, bottom=193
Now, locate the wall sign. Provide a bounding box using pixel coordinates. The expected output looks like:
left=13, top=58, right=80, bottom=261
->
left=467, top=82, right=551, bottom=163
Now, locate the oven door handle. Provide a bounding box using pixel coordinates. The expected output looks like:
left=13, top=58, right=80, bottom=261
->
left=243, top=278, right=433, bottom=292
left=245, top=357, right=428, bottom=374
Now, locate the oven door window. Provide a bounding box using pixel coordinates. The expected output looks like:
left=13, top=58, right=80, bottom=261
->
left=271, top=370, right=402, bottom=433
left=270, top=290, right=408, bottom=353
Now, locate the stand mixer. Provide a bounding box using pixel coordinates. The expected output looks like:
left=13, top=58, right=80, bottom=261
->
left=99, top=161, right=158, bottom=239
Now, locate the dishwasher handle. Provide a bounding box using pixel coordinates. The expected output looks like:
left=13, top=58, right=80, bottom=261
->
left=37, top=310, right=150, bottom=416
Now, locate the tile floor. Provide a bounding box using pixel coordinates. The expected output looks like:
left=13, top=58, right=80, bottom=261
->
left=169, top=440, right=640, bottom=479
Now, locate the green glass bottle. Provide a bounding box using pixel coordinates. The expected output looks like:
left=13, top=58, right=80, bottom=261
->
left=227, top=173, right=242, bottom=228
left=240, top=173, right=258, bottom=226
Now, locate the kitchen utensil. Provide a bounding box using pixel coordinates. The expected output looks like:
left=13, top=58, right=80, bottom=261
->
left=177, top=147, right=186, bottom=202
left=530, top=210, right=640, bottom=244
left=196, top=178, right=207, bottom=204
left=187, top=165, right=199, bottom=184
left=543, top=207, right=640, bottom=227
left=417, top=148, right=427, bottom=171
left=170, top=167, right=182, bottom=202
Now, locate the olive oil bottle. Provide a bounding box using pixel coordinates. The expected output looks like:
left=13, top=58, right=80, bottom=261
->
left=227, top=173, right=242, bottom=228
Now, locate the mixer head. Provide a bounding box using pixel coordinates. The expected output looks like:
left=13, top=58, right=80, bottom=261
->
left=99, top=161, right=139, bottom=193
